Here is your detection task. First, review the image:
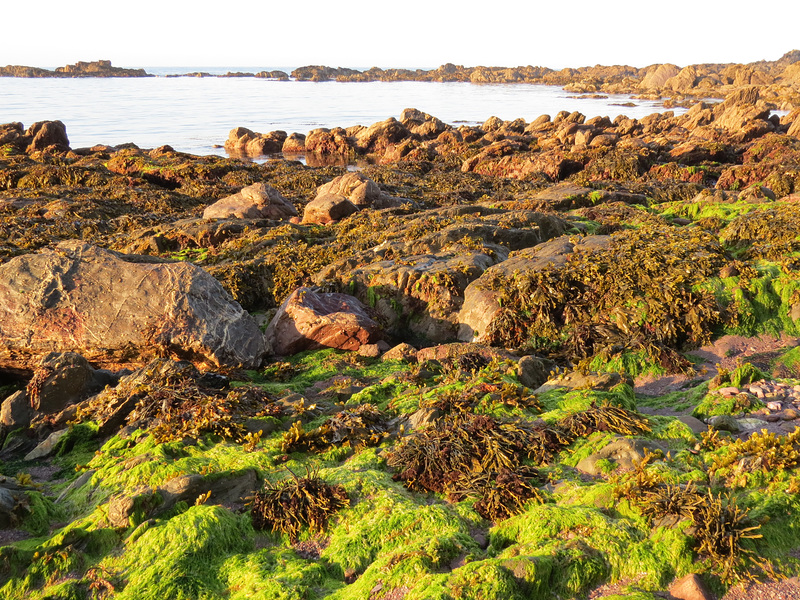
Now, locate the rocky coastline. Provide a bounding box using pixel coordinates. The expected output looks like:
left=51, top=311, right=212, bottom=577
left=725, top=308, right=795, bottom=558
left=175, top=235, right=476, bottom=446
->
left=1, top=64, right=800, bottom=599
left=4, top=51, right=800, bottom=105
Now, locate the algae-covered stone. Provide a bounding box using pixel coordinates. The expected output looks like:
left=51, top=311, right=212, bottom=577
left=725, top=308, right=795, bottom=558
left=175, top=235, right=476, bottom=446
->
left=576, top=437, right=664, bottom=476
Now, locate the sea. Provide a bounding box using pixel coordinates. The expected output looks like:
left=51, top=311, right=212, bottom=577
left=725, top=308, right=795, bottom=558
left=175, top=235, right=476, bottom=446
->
left=1, top=66, right=688, bottom=157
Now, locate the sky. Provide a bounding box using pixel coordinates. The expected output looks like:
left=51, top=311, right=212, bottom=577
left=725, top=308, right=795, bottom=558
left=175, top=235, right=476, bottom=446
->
left=2, top=0, right=799, bottom=71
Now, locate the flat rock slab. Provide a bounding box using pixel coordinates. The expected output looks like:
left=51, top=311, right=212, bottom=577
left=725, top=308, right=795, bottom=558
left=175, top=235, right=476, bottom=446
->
left=0, top=241, right=267, bottom=371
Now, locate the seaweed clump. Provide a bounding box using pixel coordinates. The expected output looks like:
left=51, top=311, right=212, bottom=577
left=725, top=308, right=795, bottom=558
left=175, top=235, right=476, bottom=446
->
left=615, top=458, right=767, bottom=583
left=721, top=205, right=800, bottom=262
left=281, top=404, right=391, bottom=453
left=74, top=359, right=280, bottom=443
left=487, top=225, right=728, bottom=372
left=704, top=428, right=800, bottom=485
left=556, top=402, right=652, bottom=439
left=251, top=470, right=349, bottom=542
left=386, top=414, right=566, bottom=521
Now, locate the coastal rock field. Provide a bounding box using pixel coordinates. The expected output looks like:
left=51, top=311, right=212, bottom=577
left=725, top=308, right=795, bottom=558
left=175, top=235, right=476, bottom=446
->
left=2, top=65, right=800, bottom=599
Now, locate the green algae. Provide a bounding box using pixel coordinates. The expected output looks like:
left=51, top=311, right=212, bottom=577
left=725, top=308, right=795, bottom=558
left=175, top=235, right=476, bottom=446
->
left=115, top=505, right=253, bottom=599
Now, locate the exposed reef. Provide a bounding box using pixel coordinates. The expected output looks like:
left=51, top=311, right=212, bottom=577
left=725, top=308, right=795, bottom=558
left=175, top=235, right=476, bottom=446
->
left=1, top=69, right=800, bottom=599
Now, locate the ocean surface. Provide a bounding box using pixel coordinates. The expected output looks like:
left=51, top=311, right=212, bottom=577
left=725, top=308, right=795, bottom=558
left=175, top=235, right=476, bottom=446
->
left=1, top=68, right=688, bottom=156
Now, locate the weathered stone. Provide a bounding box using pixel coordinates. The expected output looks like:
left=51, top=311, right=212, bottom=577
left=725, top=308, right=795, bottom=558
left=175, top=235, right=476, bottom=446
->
left=516, top=355, right=555, bottom=389
left=265, top=287, right=382, bottom=356
left=24, top=428, right=69, bottom=460
left=533, top=370, right=627, bottom=394
left=0, top=242, right=267, bottom=371
left=669, top=574, right=714, bottom=600
left=0, top=391, right=33, bottom=428
left=27, top=352, right=115, bottom=414
left=576, top=438, right=663, bottom=476
left=353, top=118, right=411, bottom=154
left=224, top=127, right=286, bottom=157
left=639, top=64, right=680, bottom=90
left=203, top=182, right=298, bottom=220
left=25, top=120, right=70, bottom=153
left=316, top=172, right=388, bottom=208
left=707, top=414, right=740, bottom=433
left=282, top=132, right=306, bottom=152
left=382, top=343, right=418, bottom=363
left=458, top=235, right=612, bottom=343
left=416, top=342, right=516, bottom=364
left=304, top=127, right=353, bottom=155
left=302, top=194, right=359, bottom=224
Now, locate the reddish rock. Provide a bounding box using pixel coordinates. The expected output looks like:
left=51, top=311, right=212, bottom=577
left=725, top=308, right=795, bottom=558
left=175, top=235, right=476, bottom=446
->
left=282, top=133, right=306, bottom=153
left=353, top=117, right=411, bottom=154
left=23, top=120, right=70, bottom=153
left=304, top=127, right=353, bottom=155
left=203, top=182, right=298, bottom=220
left=302, top=172, right=405, bottom=224
left=265, top=287, right=382, bottom=355
left=224, top=127, right=287, bottom=157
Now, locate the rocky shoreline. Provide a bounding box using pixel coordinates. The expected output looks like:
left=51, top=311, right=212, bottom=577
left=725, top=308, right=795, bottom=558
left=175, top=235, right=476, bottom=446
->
left=1, top=67, right=800, bottom=599
left=4, top=51, right=800, bottom=104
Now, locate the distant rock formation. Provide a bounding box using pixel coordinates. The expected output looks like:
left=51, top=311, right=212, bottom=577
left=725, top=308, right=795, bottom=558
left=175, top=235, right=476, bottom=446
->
left=0, top=60, right=150, bottom=78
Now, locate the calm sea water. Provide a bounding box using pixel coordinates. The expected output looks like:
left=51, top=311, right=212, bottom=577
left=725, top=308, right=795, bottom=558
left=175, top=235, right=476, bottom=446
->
left=1, top=69, right=684, bottom=156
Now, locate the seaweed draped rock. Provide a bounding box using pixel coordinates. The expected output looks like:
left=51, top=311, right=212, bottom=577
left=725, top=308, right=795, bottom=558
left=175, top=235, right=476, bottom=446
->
left=0, top=241, right=267, bottom=371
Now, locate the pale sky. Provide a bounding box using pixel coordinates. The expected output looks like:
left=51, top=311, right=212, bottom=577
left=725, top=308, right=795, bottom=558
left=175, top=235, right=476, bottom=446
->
left=3, top=0, right=799, bottom=70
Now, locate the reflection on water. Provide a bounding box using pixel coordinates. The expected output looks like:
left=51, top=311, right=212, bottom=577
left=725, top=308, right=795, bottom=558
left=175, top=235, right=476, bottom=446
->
left=0, top=77, right=685, bottom=155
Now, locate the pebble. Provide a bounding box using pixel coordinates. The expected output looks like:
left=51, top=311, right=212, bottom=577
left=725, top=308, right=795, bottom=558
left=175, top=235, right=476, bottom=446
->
left=717, top=386, right=740, bottom=397
left=766, top=401, right=784, bottom=411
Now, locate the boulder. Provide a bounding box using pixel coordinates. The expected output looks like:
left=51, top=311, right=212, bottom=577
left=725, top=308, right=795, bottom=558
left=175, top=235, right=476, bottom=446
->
left=353, top=117, right=412, bottom=154
left=26, top=352, right=116, bottom=414
left=25, top=120, right=70, bottom=153
left=304, top=127, right=353, bottom=155
left=302, top=194, right=359, bottom=225
left=458, top=235, right=612, bottom=343
left=329, top=251, right=499, bottom=342
left=314, top=172, right=388, bottom=208
left=0, top=391, right=33, bottom=428
left=107, top=469, right=258, bottom=528
left=302, top=172, right=405, bottom=224
left=0, top=242, right=267, bottom=371
left=639, top=64, right=680, bottom=90
left=576, top=438, right=663, bottom=476
left=282, top=133, right=306, bottom=153
left=202, top=182, right=298, bottom=220
left=265, top=287, right=383, bottom=356
left=224, top=127, right=287, bottom=157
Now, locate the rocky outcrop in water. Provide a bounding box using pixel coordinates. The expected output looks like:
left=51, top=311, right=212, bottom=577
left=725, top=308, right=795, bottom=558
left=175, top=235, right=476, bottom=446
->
left=0, top=60, right=149, bottom=78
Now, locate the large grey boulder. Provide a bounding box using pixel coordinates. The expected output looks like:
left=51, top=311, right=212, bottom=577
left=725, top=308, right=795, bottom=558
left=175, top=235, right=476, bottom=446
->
left=0, top=242, right=267, bottom=371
